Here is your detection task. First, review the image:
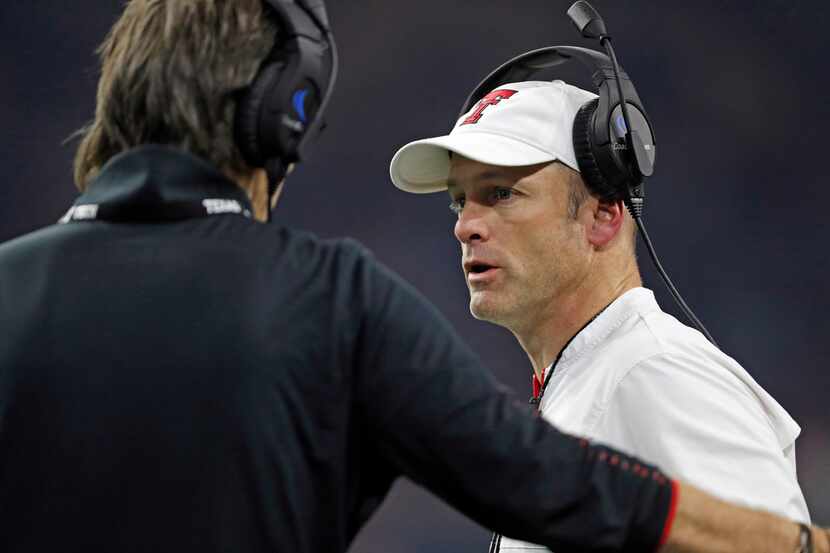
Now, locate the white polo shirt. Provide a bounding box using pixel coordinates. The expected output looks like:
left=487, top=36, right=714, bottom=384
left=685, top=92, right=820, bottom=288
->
left=498, top=287, right=810, bottom=552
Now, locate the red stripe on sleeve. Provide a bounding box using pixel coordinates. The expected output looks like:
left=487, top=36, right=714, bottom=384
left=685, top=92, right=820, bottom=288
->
left=657, top=479, right=680, bottom=550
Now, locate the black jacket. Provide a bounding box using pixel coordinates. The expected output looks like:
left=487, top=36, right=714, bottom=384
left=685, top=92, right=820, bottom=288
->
left=0, top=146, right=673, bottom=553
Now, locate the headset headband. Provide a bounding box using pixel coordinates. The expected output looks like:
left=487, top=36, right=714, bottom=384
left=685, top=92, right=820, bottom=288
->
left=459, top=45, right=649, bottom=166
left=460, top=46, right=612, bottom=114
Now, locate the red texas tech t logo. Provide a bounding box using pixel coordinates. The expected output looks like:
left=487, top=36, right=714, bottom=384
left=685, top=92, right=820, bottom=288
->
left=461, top=89, right=518, bottom=125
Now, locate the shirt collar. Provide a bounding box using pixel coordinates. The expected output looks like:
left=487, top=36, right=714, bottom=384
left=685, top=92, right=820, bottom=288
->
left=552, top=287, right=660, bottom=372
left=75, top=145, right=252, bottom=210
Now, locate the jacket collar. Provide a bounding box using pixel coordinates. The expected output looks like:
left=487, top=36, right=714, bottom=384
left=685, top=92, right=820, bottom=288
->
left=75, top=145, right=252, bottom=211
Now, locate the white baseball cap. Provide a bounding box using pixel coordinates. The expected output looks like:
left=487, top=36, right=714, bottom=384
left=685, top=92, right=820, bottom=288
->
left=389, top=80, right=597, bottom=194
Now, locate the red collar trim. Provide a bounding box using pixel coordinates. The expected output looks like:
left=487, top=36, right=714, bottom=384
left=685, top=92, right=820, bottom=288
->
left=532, top=367, right=546, bottom=400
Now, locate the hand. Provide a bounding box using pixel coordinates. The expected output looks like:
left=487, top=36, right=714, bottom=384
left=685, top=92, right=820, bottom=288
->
left=815, top=526, right=830, bottom=553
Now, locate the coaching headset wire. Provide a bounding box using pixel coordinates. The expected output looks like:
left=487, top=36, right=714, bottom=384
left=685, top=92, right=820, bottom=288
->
left=596, top=29, right=719, bottom=348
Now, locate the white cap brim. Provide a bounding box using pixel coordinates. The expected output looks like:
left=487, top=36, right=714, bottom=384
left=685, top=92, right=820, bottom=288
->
left=390, top=132, right=559, bottom=194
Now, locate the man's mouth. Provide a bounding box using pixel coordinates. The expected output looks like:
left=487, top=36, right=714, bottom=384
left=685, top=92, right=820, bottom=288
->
left=469, top=263, right=493, bottom=274
left=464, top=260, right=501, bottom=282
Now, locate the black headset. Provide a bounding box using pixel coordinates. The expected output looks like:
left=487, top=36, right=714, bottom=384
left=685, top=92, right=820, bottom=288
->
left=234, top=0, right=338, bottom=218
left=459, top=5, right=655, bottom=216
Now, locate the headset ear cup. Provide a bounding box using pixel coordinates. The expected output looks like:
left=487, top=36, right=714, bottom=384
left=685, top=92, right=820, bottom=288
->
left=234, top=61, right=286, bottom=168
left=573, top=98, right=614, bottom=201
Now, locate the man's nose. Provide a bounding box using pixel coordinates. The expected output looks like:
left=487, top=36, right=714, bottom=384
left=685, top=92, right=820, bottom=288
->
left=454, top=203, right=490, bottom=244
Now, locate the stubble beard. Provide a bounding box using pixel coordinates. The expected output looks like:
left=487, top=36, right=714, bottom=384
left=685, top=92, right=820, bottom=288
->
left=468, top=263, right=564, bottom=335
left=468, top=279, right=524, bottom=330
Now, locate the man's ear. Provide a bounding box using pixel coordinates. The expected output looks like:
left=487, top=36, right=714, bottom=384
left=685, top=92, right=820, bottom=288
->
left=586, top=199, right=625, bottom=248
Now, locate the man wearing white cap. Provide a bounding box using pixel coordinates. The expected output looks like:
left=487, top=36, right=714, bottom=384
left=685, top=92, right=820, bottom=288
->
left=390, top=80, right=811, bottom=551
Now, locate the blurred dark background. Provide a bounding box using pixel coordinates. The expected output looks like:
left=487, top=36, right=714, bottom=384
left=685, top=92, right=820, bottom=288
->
left=1, top=1, right=827, bottom=551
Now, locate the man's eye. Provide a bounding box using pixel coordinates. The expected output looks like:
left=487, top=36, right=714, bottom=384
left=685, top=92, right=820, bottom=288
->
left=490, top=188, right=514, bottom=202
left=449, top=198, right=465, bottom=215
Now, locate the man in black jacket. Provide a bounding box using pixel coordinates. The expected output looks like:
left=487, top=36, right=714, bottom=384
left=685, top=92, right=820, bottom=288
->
left=0, top=1, right=825, bottom=553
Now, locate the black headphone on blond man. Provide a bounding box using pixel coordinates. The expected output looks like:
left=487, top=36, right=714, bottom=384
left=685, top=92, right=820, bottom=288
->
left=234, top=0, right=338, bottom=217
left=460, top=1, right=655, bottom=215
left=462, top=1, right=717, bottom=352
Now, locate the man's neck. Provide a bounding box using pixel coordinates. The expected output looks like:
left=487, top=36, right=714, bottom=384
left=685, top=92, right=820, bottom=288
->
left=512, top=271, right=642, bottom=382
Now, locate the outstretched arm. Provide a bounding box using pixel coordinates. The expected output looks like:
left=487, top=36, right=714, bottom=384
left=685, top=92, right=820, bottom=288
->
left=353, top=252, right=828, bottom=553
left=663, top=482, right=829, bottom=553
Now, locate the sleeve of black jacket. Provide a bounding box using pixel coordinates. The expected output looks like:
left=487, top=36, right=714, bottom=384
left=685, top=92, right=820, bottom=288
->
left=349, top=244, right=676, bottom=553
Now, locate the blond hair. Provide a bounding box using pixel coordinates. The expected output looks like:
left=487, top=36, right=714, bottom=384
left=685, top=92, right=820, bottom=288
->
left=72, top=0, right=276, bottom=190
